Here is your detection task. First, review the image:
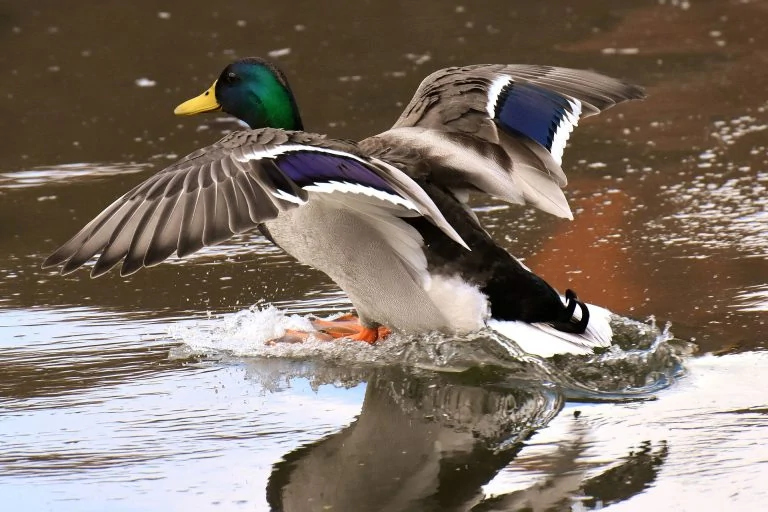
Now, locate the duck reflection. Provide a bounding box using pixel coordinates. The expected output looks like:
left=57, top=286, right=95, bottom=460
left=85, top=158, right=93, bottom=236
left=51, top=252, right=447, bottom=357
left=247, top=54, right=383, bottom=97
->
left=266, top=367, right=562, bottom=511
left=263, top=365, right=669, bottom=512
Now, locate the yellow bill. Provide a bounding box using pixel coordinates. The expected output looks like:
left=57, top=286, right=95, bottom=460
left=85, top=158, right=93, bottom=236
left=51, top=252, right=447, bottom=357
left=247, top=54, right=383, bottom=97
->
left=174, top=81, right=221, bottom=115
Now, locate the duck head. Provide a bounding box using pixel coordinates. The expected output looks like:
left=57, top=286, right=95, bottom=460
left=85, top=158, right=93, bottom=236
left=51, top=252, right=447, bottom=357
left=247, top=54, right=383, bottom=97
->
left=174, top=57, right=303, bottom=131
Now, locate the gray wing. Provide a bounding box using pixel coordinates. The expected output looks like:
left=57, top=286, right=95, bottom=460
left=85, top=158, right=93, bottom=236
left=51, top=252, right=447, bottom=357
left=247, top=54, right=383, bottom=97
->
left=394, top=64, right=645, bottom=143
left=378, top=64, right=645, bottom=219
left=44, top=129, right=466, bottom=277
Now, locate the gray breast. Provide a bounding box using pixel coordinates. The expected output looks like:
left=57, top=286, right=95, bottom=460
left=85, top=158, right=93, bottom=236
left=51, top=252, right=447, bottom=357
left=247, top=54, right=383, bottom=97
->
left=263, top=195, right=464, bottom=332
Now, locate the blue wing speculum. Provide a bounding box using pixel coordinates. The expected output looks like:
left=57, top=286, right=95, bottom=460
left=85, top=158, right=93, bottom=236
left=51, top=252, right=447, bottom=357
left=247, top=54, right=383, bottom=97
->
left=488, top=77, right=582, bottom=166
left=273, top=149, right=417, bottom=210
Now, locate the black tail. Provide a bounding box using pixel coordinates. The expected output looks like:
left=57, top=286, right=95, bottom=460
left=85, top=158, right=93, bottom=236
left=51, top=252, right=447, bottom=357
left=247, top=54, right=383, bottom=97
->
left=550, top=289, right=590, bottom=334
left=403, top=182, right=592, bottom=336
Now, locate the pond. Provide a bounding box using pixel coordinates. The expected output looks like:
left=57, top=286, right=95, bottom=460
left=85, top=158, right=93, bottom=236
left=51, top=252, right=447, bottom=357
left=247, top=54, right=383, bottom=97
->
left=1, top=0, right=766, bottom=510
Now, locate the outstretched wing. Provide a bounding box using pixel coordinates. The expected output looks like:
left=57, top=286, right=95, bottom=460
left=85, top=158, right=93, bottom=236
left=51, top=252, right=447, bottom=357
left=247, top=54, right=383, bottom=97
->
left=44, top=129, right=466, bottom=277
left=380, top=64, right=645, bottom=219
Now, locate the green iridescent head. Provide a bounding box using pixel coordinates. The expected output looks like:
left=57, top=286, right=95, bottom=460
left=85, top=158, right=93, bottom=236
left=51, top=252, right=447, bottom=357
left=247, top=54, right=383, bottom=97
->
left=174, top=57, right=303, bottom=131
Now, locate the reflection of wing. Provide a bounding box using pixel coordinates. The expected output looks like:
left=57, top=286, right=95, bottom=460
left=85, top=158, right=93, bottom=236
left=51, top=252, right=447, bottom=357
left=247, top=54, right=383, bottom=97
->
left=374, top=65, right=645, bottom=219
left=476, top=439, right=669, bottom=510
left=43, top=129, right=466, bottom=277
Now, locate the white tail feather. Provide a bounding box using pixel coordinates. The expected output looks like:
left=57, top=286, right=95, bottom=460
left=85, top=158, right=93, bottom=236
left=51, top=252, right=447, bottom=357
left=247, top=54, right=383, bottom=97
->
left=488, top=301, right=613, bottom=358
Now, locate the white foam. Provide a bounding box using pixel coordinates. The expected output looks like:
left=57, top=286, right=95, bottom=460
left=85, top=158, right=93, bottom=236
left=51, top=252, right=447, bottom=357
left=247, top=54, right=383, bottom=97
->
left=168, top=306, right=403, bottom=362
left=168, top=305, right=315, bottom=356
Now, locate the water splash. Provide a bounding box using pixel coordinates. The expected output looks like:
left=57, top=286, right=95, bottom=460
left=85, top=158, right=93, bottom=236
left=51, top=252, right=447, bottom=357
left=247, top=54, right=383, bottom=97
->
left=549, top=317, right=692, bottom=401
left=168, top=305, right=691, bottom=402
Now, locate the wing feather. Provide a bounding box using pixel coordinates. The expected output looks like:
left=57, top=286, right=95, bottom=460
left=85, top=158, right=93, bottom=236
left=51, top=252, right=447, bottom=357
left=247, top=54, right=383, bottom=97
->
left=379, top=64, right=644, bottom=219
left=145, top=184, right=186, bottom=267
left=99, top=198, right=155, bottom=277
left=177, top=166, right=206, bottom=258
left=44, top=128, right=468, bottom=275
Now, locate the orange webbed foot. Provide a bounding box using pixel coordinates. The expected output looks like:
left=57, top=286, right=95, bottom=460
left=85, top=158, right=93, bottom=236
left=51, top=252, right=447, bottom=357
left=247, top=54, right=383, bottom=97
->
left=345, top=325, right=392, bottom=345
left=310, top=314, right=392, bottom=345
left=348, top=326, right=380, bottom=345
left=310, top=315, right=361, bottom=338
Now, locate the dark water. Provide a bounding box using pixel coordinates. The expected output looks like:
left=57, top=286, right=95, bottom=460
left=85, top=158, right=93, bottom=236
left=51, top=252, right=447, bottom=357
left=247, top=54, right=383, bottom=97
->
left=1, top=0, right=767, bottom=510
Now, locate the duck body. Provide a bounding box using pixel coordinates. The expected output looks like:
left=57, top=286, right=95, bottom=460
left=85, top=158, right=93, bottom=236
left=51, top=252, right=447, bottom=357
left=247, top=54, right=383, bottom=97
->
left=44, top=58, right=644, bottom=354
left=260, top=135, right=575, bottom=335
left=261, top=194, right=490, bottom=333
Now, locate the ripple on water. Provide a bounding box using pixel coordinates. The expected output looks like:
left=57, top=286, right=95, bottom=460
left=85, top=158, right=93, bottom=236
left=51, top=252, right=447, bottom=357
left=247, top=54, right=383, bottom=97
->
left=647, top=170, right=768, bottom=257
left=0, top=162, right=149, bottom=190
left=483, top=351, right=768, bottom=510
left=0, top=306, right=364, bottom=511
left=645, top=111, right=768, bottom=259
left=0, top=307, right=186, bottom=410
left=732, top=284, right=768, bottom=313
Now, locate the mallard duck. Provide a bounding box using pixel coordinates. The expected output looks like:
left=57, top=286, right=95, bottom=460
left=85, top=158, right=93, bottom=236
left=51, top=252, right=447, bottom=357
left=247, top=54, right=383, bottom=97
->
left=44, top=57, right=644, bottom=353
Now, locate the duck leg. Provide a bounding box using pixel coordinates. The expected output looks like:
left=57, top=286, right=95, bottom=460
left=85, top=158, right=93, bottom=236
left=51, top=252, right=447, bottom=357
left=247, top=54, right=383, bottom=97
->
left=267, top=314, right=391, bottom=345
left=346, top=326, right=391, bottom=344
left=310, top=313, right=360, bottom=336
left=310, top=314, right=391, bottom=345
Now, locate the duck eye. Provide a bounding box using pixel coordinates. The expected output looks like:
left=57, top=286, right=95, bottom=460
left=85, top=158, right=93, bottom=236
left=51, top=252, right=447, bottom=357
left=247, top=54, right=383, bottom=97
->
left=226, top=71, right=240, bottom=83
